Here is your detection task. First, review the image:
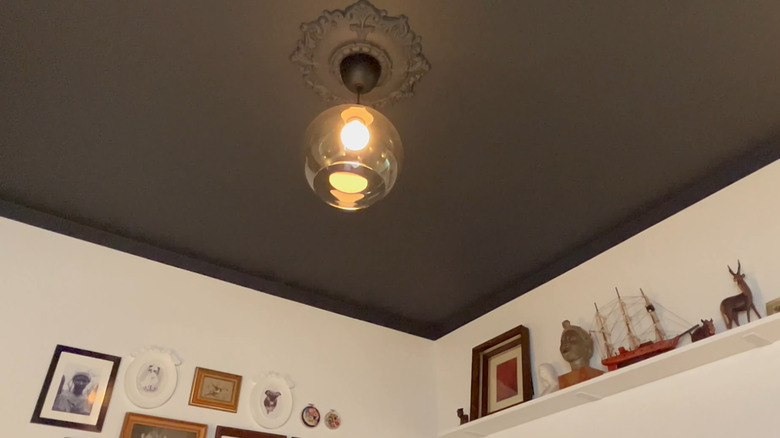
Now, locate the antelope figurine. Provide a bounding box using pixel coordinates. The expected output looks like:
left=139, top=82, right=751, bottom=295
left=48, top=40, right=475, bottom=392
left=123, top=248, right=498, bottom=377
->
left=720, top=260, right=761, bottom=329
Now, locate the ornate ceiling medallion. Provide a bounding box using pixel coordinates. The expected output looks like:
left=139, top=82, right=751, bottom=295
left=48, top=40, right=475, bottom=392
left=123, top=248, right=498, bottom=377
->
left=290, top=0, right=430, bottom=108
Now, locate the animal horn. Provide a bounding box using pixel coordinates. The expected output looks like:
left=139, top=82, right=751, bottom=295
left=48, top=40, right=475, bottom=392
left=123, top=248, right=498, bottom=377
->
left=728, top=263, right=735, bottom=276
left=737, top=259, right=741, bottom=275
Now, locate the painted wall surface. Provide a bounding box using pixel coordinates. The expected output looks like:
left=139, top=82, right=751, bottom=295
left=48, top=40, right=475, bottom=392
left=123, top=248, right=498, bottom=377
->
left=0, top=217, right=436, bottom=438
left=434, top=158, right=780, bottom=434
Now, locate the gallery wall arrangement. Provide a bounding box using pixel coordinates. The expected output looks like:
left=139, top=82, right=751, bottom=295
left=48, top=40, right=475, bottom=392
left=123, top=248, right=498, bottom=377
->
left=30, top=344, right=343, bottom=437
left=30, top=265, right=767, bottom=435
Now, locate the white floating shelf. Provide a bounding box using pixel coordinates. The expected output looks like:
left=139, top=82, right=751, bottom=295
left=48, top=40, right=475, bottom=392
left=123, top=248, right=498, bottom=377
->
left=439, top=313, right=780, bottom=438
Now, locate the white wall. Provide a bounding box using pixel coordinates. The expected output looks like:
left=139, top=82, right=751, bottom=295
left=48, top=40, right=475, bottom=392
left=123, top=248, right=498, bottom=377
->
left=0, top=217, right=436, bottom=438
left=434, top=158, right=780, bottom=434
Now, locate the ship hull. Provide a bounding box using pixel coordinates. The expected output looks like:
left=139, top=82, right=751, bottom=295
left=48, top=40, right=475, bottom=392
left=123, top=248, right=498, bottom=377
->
left=601, top=337, right=681, bottom=371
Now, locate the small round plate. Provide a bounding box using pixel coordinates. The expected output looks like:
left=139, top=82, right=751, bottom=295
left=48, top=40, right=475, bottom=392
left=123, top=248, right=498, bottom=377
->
left=301, top=404, right=321, bottom=428
left=324, top=409, right=341, bottom=430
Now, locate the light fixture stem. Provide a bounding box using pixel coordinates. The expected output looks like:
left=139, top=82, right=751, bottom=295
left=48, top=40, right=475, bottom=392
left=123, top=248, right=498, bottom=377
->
left=357, top=92, right=361, bottom=105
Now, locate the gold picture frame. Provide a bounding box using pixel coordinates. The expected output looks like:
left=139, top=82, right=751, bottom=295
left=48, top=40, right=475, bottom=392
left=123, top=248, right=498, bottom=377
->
left=766, top=297, right=780, bottom=316
left=120, top=412, right=207, bottom=438
left=188, top=367, right=242, bottom=413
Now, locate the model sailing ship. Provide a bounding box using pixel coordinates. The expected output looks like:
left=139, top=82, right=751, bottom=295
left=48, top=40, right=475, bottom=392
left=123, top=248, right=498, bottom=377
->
left=594, top=288, right=697, bottom=371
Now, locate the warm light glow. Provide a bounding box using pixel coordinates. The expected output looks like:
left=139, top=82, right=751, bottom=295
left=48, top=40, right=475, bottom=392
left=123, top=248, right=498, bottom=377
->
left=330, top=189, right=365, bottom=203
left=340, top=119, right=370, bottom=151
left=329, top=171, right=368, bottom=193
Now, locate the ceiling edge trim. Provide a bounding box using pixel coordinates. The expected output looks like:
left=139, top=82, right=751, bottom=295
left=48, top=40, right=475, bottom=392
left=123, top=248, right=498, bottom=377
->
left=0, top=200, right=441, bottom=340
left=431, top=140, right=780, bottom=340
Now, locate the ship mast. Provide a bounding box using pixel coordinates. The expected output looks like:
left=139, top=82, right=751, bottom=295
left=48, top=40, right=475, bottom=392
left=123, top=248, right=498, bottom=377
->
left=641, top=288, right=666, bottom=341
left=594, top=302, right=615, bottom=357
left=616, top=287, right=641, bottom=350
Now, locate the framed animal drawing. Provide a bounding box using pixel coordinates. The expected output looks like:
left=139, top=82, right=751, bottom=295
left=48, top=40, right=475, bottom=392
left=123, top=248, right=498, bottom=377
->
left=249, top=372, right=294, bottom=429
left=188, top=367, right=242, bottom=413
left=124, top=347, right=181, bottom=409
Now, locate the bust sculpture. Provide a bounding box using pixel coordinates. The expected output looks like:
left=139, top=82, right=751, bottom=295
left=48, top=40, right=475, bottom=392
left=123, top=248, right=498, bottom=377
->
left=558, top=320, right=604, bottom=389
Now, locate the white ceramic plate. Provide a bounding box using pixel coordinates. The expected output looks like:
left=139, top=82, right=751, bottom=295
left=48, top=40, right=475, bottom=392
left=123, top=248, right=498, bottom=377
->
left=249, top=374, right=293, bottom=429
left=124, top=348, right=179, bottom=409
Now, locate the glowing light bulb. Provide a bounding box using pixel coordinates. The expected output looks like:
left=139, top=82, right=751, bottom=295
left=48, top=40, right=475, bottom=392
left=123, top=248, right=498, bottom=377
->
left=340, top=119, right=370, bottom=151
left=329, top=171, right=368, bottom=193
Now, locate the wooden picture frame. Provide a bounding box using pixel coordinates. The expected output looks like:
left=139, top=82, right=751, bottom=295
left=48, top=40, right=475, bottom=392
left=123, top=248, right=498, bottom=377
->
left=189, top=367, right=242, bottom=412
left=120, top=412, right=207, bottom=438
left=469, top=324, right=532, bottom=420
left=215, top=425, right=286, bottom=438
left=766, top=297, right=780, bottom=316
left=30, top=344, right=121, bottom=432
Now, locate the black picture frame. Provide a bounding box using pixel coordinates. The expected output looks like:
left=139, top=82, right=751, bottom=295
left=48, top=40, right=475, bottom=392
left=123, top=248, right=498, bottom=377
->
left=215, top=425, right=286, bottom=438
left=31, top=344, right=121, bottom=432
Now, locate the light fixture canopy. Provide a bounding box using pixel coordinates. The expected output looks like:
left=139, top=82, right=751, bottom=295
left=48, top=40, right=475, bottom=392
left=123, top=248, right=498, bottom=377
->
left=292, top=0, right=429, bottom=210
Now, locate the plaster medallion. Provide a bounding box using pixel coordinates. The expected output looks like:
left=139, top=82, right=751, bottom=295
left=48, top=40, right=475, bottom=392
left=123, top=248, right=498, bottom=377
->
left=290, top=0, right=430, bottom=108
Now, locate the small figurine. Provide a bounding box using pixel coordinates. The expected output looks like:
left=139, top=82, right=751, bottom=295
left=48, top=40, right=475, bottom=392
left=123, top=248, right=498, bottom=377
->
left=689, top=319, right=715, bottom=342
left=536, top=363, right=559, bottom=397
left=456, top=408, right=469, bottom=425
left=720, top=260, right=762, bottom=329
left=558, top=320, right=604, bottom=389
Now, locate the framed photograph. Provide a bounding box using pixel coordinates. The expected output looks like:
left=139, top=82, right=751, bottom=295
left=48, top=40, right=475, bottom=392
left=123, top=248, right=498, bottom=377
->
left=469, top=324, right=532, bottom=420
left=766, top=297, right=780, bottom=316
left=215, top=425, right=286, bottom=438
left=30, top=344, right=121, bottom=432
left=189, top=367, right=242, bottom=412
left=120, top=412, right=207, bottom=438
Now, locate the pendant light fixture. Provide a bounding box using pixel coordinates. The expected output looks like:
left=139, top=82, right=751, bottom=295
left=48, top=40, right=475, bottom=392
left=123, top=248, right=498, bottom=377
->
left=291, top=1, right=430, bottom=211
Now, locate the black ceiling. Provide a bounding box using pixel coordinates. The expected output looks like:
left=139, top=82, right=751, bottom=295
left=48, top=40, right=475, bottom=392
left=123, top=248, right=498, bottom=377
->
left=2, top=1, right=780, bottom=339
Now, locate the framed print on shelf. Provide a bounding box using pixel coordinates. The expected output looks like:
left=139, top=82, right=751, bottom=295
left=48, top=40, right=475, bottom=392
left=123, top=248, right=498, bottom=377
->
left=189, top=367, right=243, bottom=412
left=30, top=344, right=121, bottom=432
left=469, top=324, right=532, bottom=421
left=766, top=297, right=780, bottom=316
left=215, top=425, right=286, bottom=438
left=120, top=412, right=207, bottom=438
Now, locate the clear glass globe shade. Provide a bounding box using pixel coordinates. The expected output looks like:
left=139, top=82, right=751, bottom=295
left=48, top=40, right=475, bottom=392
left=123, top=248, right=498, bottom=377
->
left=304, top=104, right=403, bottom=211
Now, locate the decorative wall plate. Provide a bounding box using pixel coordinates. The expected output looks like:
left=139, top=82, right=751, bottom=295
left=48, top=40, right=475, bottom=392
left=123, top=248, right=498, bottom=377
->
left=324, top=409, right=341, bottom=430
left=249, top=373, right=295, bottom=429
left=123, top=347, right=181, bottom=409
left=301, top=404, right=320, bottom=428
